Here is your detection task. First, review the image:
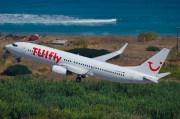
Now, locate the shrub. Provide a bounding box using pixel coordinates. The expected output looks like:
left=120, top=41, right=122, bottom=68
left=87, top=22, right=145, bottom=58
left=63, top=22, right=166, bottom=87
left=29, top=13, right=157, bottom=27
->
left=0, top=57, right=6, bottom=65
left=137, top=32, right=158, bottom=42
left=74, top=39, right=89, bottom=48
left=3, top=64, right=32, bottom=76
left=88, top=39, right=100, bottom=45
left=146, top=46, right=160, bottom=52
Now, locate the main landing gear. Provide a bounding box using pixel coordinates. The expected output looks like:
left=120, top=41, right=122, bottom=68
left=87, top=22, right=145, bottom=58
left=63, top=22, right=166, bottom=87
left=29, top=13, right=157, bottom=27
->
left=76, top=77, right=81, bottom=82
left=76, top=74, right=82, bottom=82
left=76, top=74, right=88, bottom=82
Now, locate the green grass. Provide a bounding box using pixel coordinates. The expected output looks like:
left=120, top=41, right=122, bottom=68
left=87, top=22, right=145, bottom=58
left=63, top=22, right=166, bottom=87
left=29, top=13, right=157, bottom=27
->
left=0, top=75, right=179, bottom=119
left=0, top=57, right=6, bottom=65
left=160, top=63, right=180, bottom=80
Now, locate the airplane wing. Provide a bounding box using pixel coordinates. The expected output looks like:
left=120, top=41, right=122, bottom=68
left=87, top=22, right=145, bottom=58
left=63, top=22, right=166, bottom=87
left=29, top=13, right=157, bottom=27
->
left=60, top=64, right=88, bottom=75
left=86, top=67, right=95, bottom=76
left=93, top=43, right=128, bottom=62
left=60, top=63, right=95, bottom=76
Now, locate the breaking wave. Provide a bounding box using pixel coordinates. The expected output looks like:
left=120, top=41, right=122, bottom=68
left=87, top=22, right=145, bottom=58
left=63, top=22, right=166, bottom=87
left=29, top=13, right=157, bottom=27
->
left=0, top=14, right=116, bottom=26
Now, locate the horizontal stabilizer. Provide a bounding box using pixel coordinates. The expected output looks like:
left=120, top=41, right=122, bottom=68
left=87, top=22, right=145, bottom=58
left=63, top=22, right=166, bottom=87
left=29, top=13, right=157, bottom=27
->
left=157, top=72, right=170, bottom=79
left=143, top=76, right=158, bottom=83
left=93, top=43, right=128, bottom=62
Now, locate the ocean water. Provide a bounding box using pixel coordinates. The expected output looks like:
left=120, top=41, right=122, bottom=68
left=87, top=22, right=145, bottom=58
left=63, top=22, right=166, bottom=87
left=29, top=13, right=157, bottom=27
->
left=0, top=0, right=179, bottom=36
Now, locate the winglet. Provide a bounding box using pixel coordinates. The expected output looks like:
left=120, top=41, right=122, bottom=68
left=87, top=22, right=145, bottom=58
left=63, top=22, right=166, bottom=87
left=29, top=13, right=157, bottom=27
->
left=117, top=43, right=128, bottom=53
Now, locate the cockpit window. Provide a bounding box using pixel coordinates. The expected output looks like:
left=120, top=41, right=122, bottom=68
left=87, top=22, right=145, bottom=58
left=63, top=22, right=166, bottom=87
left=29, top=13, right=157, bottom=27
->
left=12, top=43, right=18, bottom=47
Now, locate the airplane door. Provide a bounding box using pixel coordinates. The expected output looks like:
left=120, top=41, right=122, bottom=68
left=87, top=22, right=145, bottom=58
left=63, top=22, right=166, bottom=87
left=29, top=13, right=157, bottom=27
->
left=21, top=44, right=26, bottom=53
left=129, top=73, right=134, bottom=82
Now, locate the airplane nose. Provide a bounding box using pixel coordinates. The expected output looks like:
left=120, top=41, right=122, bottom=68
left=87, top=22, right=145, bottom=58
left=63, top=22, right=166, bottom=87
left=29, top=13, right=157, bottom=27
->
left=5, top=44, right=11, bottom=51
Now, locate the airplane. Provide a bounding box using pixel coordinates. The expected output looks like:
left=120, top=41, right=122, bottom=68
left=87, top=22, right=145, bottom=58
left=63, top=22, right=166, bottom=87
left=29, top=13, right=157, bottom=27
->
left=5, top=42, right=170, bottom=83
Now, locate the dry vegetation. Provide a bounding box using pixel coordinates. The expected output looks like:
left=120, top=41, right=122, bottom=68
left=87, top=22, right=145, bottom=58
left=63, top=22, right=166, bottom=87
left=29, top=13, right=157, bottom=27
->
left=0, top=34, right=179, bottom=80
left=1, top=34, right=180, bottom=119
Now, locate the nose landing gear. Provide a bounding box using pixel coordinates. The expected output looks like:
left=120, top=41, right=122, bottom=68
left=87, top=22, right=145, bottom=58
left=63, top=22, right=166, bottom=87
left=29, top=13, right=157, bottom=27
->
left=17, top=58, right=21, bottom=63
left=13, top=55, right=21, bottom=63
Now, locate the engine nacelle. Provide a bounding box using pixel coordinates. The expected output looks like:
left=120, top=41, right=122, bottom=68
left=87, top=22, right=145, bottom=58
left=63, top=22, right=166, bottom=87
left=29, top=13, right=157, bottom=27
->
left=52, top=65, right=67, bottom=76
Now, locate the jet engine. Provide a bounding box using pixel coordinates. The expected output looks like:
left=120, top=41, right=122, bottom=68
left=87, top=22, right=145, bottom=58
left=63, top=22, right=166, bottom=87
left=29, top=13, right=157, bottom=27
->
left=52, top=65, right=68, bottom=76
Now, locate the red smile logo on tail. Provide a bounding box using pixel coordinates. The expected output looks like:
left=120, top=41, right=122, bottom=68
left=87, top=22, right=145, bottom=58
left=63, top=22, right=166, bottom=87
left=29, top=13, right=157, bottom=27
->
left=148, top=61, right=162, bottom=72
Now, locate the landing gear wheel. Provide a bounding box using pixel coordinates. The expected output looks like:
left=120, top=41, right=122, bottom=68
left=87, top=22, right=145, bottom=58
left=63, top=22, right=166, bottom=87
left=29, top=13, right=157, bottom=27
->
left=76, top=77, right=81, bottom=82
left=17, top=58, right=21, bottom=63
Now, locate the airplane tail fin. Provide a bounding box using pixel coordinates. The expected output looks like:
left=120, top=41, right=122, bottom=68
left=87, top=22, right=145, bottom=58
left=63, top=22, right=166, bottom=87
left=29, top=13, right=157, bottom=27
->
left=129, top=48, right=170, bottom=77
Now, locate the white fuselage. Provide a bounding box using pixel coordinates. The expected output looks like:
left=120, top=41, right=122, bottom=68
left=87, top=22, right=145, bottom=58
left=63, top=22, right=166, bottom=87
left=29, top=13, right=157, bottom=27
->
left=5, top=42, right=152, bottom=83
